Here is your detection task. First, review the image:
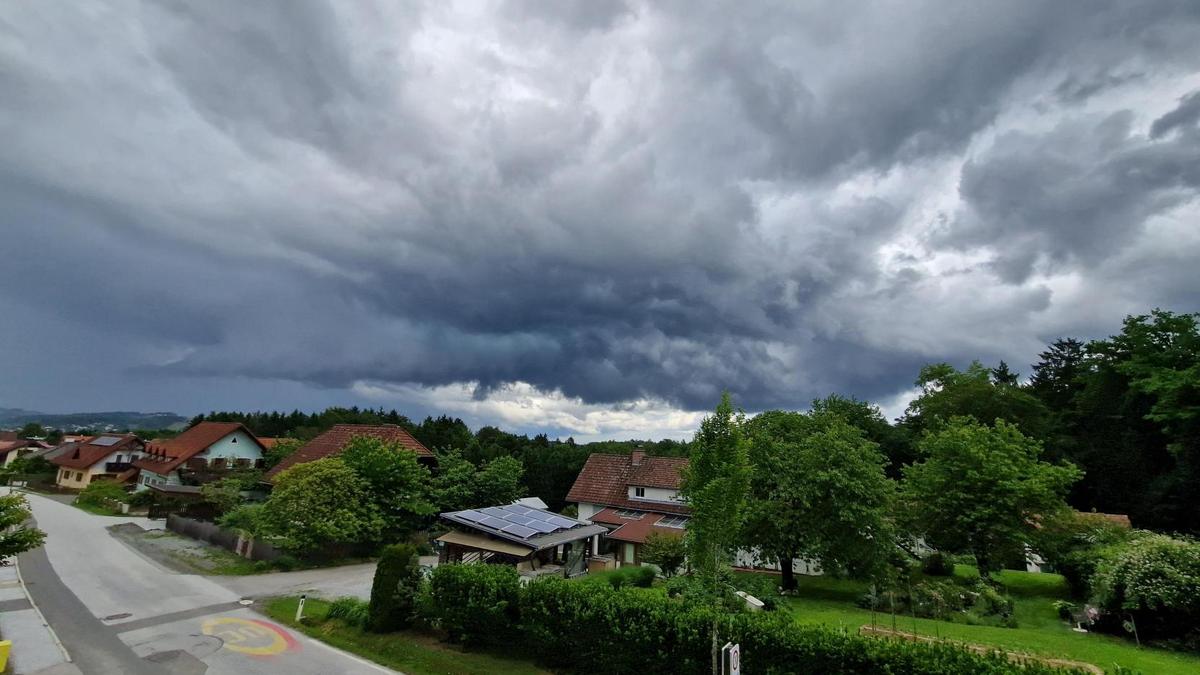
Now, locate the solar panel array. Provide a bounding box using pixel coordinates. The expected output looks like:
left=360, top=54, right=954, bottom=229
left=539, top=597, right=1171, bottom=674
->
left=90, top=436, right=123, bottom=447
left=449, top=503, right=582, bottom=541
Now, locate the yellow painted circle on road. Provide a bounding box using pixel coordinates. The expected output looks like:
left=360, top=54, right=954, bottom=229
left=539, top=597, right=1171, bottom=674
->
left=201, top=616, right=292, bottom=656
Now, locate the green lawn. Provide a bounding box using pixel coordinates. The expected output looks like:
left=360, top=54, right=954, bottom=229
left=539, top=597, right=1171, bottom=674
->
left=261, top=597, right=548, bottom=675
left=736, top=567, right=1200, bottom=675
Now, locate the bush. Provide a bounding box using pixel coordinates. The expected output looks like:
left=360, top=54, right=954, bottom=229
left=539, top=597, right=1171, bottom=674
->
left=127, top=490, right=157, bottom=508
left=519, top=577, right=1073, bottom=675
left=327, top=596, right=370, bottom=628
left=367, top=544, right=422, bottom=632
left=427, top=563, right=520, bottom=647
left=858, top=578, right=1015, bottom=627
left=736, top=572, right=781, bottom=611
left=1091, top=532, right=1200, bottom=640
left=605, top=565, right=656, bottom=589
left=76, top=480, right=127, bottom=507
left=640, top=531, right=686, bottom=577
left=1052, top=600, right=1077, bottom=622
left=922, top=552, right=955, bottom=577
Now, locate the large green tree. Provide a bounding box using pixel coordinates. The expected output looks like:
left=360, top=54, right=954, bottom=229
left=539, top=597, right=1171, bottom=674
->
left=901, top=417, right=1080, bottom=578
left=680, top=393, right=750, bottom=675
left=340, top=435, right=436, bottom=535
left=261, top=458, right=385, bottom=557
left=744, top=410, right=896, bottom=591
left=902, top=361, right=1052, bottom=441
left=810, top=394, right=914, bottom=477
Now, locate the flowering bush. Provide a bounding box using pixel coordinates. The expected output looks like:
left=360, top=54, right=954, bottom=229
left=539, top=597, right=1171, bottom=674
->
left=1091, top=533, right=1200, bottom=641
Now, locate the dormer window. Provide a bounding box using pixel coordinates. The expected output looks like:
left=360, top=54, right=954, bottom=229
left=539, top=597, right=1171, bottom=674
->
left=634, top=487, right=646, bottom=498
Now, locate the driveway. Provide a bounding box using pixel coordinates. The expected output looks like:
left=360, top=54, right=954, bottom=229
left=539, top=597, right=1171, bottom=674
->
left=11, top=491, right=396, bottom=675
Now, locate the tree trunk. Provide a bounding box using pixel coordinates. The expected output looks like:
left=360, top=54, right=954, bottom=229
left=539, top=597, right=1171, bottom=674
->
left=780, top=556, right=797, bottom=592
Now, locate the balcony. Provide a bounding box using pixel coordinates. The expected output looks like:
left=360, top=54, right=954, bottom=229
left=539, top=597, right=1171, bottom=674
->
left=105, top=462, right=135, bottom=473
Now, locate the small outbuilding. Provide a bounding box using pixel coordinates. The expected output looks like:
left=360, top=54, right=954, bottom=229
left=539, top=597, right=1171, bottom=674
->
left=437, top=503, right=606, bottom=579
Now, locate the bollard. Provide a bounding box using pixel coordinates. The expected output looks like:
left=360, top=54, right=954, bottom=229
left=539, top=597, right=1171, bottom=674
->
left=295, top=594, right=306, bottom=623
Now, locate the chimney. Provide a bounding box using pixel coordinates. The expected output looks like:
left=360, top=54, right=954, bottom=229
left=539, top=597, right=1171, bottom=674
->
left=631, top=449, right=646, bottom=466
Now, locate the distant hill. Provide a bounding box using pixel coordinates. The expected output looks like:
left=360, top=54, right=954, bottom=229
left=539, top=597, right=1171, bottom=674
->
left=0, top=407, right=188, bottom=431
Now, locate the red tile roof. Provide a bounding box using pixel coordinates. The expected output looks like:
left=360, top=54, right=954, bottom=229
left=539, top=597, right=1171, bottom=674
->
left=265, top=424, right=433, bottom=480
left=590, top=507, right=685, bottom=544
left=566, top=453, right=690, bottom=515
left=50, top=435, right=143, bottom=470
left=133, top=422, right=263, bottom=475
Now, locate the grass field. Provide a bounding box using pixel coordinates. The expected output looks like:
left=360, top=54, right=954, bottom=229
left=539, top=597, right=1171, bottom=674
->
left=736, top=567, right=1200, bottom=675
left=262, top=596, right=548, bottom=675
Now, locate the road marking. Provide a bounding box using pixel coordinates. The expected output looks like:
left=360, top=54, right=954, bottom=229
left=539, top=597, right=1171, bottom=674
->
left=201, top=616, right=297, bottom=656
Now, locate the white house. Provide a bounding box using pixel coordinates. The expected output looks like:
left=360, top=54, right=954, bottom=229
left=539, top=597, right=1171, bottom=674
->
left=132, top=422, right=267, bottom=493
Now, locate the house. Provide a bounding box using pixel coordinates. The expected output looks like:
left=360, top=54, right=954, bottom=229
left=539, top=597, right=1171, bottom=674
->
left=566, top=449, right=691, bottom=566
left=437, top=502, right=606, bottom=579
left=0, top=431, right=40, bottom=467
left=132, top=422, right=267, bottom=494
left=264, top=424, right=435, bottom=481
left=49, top=434, right=145, bottom=490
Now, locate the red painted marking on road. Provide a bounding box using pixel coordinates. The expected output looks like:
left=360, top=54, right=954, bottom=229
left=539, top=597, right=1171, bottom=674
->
left=247, top=618, right=300, bottom=651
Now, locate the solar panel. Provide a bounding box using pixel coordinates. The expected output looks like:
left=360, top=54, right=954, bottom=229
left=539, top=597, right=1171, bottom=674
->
left=501, top=514, right=532, bottom=526
left=90, top=436, right=122, bottom=447
left=481, top=507, right=509, bottom=518
left=457, top=510, right=487, bottom=523
left=526, top=520, right=557, bottom=533
left=523, top=509, right=554, bottom=524
left=502, top=524, right=538, bottom=539
left=480, top=516, right=508, bottom=529
left=547, top=516, right=578, bottom=529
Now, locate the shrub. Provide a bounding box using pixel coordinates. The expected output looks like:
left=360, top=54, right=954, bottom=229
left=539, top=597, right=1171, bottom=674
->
left=367, top=543, right=422, bottom=632
left=1052, top=600, right=1077, bottom=622
left=76, top=480, right=127, bottom=507
left=127, top=489, right=157, bottom=508
left=736, top=572, right=782, bottom=611
left=327, top=596, right=370, bottom=628
left=640, top=531, right=687, bottom=577
left=427, top=563, right=520, bottom=647
left=605, top=565, right=656, bottom=589
left=519, top=577, right=1074, bottom=675
left=922, top=552, right=955, bottom=577
left=1091, top=532, right=1200, bottom=640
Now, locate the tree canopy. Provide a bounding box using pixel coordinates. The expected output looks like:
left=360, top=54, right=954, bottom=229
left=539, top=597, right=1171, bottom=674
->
left=261, top=458, right=385, bottom=556
left=901, top=417, right=1080, bottom=577
left=744, top=410, right=896, bottom=590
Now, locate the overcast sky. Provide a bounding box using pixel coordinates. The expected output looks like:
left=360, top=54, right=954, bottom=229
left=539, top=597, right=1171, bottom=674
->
left=2, top=1, right=1198, bottom=440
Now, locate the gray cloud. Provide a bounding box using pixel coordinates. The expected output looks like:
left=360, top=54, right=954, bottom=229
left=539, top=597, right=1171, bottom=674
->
left=1, top=1, right=1199, bottom=427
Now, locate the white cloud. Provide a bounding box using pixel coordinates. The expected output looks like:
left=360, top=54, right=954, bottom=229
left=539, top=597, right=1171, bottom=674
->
left=351, top=380, right=706, bottom=442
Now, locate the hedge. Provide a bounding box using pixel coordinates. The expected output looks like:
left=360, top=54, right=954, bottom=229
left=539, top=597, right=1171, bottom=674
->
left=427, top=563, right=521, bottom=647
left=427, top=564, right=1084, bottom=675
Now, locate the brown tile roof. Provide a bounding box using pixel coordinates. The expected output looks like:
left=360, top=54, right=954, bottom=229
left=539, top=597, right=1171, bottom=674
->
left=265, top=424, right=433, bottom=480
left=50, top=435, right=143, bottom=470
left=132, top=422, right=263, bottom=475
left=566, top=453, right=690, bottom=515
left=0, top=432, right=18, bottom=442
left=1078, top=511, right=1133, bottom=528
left=591, top=507, right=686, bottom=544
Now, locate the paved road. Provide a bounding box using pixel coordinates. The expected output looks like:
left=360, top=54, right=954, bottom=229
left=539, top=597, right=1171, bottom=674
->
left=14, top=491, right=396, bottom=675
left=214, top=562, right=376, bottom=603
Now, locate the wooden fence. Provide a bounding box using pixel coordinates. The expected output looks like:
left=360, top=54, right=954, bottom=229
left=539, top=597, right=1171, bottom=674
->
left=165, top=514, right=282, bottom=562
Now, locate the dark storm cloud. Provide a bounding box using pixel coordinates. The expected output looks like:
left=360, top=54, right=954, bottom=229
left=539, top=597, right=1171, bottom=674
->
left=2, top=0, right=1199, bottom=423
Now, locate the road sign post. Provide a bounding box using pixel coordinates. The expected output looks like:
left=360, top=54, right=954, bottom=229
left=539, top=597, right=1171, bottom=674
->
left=721, top=642, right=741, bottom=675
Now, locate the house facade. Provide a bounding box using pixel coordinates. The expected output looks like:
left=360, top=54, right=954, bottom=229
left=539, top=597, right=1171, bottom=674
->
left=49, top=435, right=145, bottom=490
left=264, top=424, right=435, bottom=481
left=132, top=422, right=267, bottom=492
left=566, top=450, right=691, bottom=566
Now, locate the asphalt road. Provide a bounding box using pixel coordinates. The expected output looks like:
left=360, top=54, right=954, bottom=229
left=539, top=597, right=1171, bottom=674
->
left=15, top=491, right=396, bottom=675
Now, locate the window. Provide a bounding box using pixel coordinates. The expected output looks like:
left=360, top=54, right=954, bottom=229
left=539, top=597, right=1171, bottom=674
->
left=658, top=515, right=689, bottom=529
left=142, top=475, right=150, bottom=486
left=230, top=437, right=238, bottom=443
left=210, top=457, right=227, bottom=469
left=76, top=472, right=83, bottom=481
left=235, top=458, right=250, bottom=468
left=614, top=509, right=644, bottom=520
left=633, top=487, right=646, bottom=498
